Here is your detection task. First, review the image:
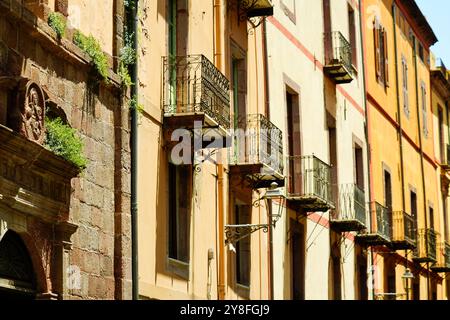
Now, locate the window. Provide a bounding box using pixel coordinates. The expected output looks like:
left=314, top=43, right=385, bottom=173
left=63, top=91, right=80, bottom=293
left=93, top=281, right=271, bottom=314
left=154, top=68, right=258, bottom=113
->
left=412, top=277, right=420, bottom=300
left=168, top=163, right=191, bottom=264
left=354, top=144, right=364, bottom=191
left=231, top=42, right=247, bottom=163
left=411, top=190, right=417, bottom=222
left=418, top=43, right=425, bottom=63
left=287, top=89, right=302, bottom=195
left=384, top=170, right=392, bottom=210
left=402, top=56, right=409, bottom=116
left=429, top=206, right=435, bottom=231
left=374, top=19, right=389, bottom=87
left=385, top=259, right=396, bottom=296
left=438, top=106, right=445, bottom=163
left=421, top=82, right=428, bottom=137
left=235, top=204, right=251, bottom=287
left=348, top=5, right=357, bottom=68
left=291, top=219, right=305, bottom=300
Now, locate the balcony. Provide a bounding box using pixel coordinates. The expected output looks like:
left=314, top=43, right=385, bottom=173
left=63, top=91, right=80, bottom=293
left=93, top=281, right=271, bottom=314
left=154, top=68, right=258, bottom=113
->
left=323, top=31, right=354, bottom=84
left=228, top=114, right=284, bottom=189
left=356, top=202, right=391, bottom=246
left=441, top=144, right=450, bottom=171
left=413, top=229, right=438, bottom=263
left=330, top=184, right=367, bottom=232
left=162, top=55, right=230, bottom=135
left=238, top=0, right=274, bottom=18
left=431, top=242, right=450, bottom=273
left=285, top=155, right=334, bottom=212
left=390, top=211, right=417, bottom=250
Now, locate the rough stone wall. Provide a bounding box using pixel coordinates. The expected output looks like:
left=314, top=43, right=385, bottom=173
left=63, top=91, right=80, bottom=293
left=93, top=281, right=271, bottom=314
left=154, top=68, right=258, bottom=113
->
left=0, top=1, right=131, bottom=300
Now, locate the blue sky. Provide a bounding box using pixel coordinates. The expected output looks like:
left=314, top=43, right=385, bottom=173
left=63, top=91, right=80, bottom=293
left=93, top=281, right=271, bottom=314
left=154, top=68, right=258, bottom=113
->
left=416, top=0, right=450, bottom=64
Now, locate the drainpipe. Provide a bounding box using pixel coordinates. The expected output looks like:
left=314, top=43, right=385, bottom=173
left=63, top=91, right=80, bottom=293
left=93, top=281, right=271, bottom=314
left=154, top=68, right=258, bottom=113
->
left=411, top=36, right=430, bottom=300
left=128, top=0, right=139, bottom=301
left=447, top=101, right=450, bottom=151
left=262, top=18, right=274, bottom=300
left=392, top=4, right=407, bottom=215
left=358, top=0, right=374, bottom=301
left=393, top=4, right=410, bottom=299
left=214, top=0, right=226, bottom=301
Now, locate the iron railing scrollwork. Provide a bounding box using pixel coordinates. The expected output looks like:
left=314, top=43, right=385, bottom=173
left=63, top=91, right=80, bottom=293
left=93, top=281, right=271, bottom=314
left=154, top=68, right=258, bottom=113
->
left=414, top=229, right=438, bottom=261
left=324, top=31, right=353, bottom=74
left=162, top=54, right=231, bottom=129
left=435, top=242, right=450, bottom=270
left=366, top=202, right=391, bottom=241
left=286, top=155, right=333, bottom=205
left=332, top=184, right=366, bottom=225
left=229, top=114, right=284, bottom=177
left=392, top=211, right=417, bottom=245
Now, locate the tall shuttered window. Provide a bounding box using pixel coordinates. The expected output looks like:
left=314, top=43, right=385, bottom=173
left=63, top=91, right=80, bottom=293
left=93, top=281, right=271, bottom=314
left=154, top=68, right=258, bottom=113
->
left=373, top=19, right=389, bottom=87
left=235, top=204, right=251, bottom=287
left=421, top=81, right=428, bottom=138
left=402, top=56, right=409, bottom=117
left=168, top=163, right=192, bottom=264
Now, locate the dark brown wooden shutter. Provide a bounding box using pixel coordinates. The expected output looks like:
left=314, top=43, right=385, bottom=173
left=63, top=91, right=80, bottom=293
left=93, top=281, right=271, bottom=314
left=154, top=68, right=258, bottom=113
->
left=383, top=29, right=389, bottom=87
left=374, top=20, right=381, bottom=80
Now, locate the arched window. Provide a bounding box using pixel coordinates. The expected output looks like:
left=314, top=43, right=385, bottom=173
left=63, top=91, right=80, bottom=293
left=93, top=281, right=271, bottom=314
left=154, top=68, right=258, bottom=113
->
left=0, top=231, right=36, bottom=299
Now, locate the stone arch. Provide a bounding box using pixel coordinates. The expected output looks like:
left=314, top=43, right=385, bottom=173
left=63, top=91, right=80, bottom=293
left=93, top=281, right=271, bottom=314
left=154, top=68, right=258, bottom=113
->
left=17, top=231, right=50, bottom=295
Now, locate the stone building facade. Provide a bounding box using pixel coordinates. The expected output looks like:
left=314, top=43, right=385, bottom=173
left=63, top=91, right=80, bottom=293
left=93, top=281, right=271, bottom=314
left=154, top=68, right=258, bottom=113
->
left=0, top=0, right=131, bottom=299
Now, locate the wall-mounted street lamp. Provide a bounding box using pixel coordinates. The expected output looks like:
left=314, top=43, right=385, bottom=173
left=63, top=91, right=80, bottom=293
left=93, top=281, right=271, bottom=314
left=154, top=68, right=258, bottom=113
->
left=402, top=268, right=414, bottom=300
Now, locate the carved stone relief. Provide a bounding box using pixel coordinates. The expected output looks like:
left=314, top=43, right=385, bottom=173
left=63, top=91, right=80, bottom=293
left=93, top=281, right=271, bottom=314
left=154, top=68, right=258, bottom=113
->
left=9, top=79, right=46, bottom=144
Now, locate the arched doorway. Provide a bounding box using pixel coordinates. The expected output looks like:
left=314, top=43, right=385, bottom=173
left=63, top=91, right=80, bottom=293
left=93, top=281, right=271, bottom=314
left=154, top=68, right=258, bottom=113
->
left=0, top=231, right=36, bottom=299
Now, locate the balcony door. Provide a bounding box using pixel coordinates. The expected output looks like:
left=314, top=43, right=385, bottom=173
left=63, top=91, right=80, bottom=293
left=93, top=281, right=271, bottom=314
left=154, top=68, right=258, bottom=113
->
left=383, top=169, right=393, bottom=236
left=287, top=89, right=301, bottom=195
left=291, top=219, right=305, bottom=300
left=231, top=42, right=248, bottom=164
left=168, top=0, right=189, bottom=114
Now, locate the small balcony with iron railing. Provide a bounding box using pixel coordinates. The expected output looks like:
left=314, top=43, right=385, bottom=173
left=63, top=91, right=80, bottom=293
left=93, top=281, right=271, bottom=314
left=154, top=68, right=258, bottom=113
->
left=431, top=242, right=450, bottom=273
left=285, top=155, right=334, bottom=212
left=238, top=0, right=274, bottom=18
left=441, top=144, right=450, bottom=172
left=323, top=31, right=354, bottom=84
left=162, top=55, right=230, bottom=136
left=330, top=184, right=367, bottom=232
left=413, top=229, right=438, bottom=263
left=228, top=114, right=284, bottom=189
left=356, top=202, right=391, bottom=246
left=390, top=211, right=417, bottom=250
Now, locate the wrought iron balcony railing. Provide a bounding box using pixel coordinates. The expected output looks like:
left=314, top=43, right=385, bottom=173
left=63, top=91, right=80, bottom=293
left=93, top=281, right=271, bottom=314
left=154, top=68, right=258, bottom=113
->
left=162, top=55, right=231, bottom=131
left=431, top=242, right=450, bottom=272
left=442, top=144, right=450, bottom=169
left=391, top=211, right=417, bottom=250
left=356, top=202, right=391, bottom=246
left=330, top=184, right=366, bottom=232
left=324, top=31, right=354, bottom=84
left=286, top=155, right=334, bottom=212
left=229, top=114, right=284, bottom=188
left=413, top=229, right=438, bottom=263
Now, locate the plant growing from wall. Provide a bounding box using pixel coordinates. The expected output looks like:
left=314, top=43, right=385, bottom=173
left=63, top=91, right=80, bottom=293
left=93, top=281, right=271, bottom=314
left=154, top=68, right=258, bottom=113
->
left=118, top=30, right=136, bottom=87
left=48, top=12, right=67, bottom=38
left=129, top=95, right=144, bottom=115
left=44, top=117, right=88, bottom=170
left=73, top=31, right=110, bottom=81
